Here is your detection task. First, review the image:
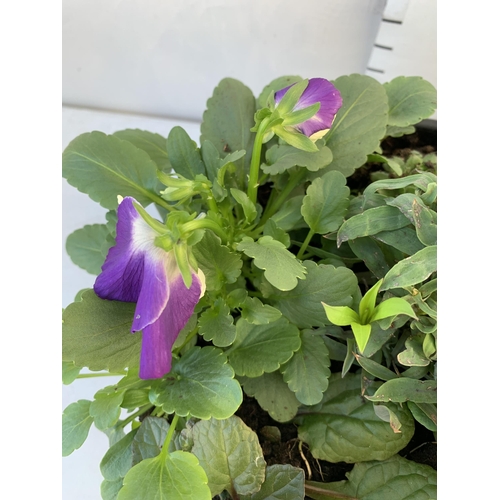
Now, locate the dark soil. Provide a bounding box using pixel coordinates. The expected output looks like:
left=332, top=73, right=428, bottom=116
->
left=236, top=125, right=438, bottom=497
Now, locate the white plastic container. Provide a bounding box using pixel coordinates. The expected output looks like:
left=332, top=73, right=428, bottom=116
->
left=63, top=0, right=386, bottom=121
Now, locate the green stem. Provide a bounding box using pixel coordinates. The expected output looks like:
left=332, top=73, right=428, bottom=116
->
left=182, top=218, right=228, bottom=243
left=297, top=228, right=315, bottom=259
left=258, top=168, right=307, bottom=228
left=248, top=117, right=271, bottom=204
left=118, top=404, right=154, bottom=428
left=150, top=193, right=175, bottom=212
left=76, top=372, right=125, bottom=379
left=173, top=327, right=199, bottom=355
left=161, top=413, right=180, bottom=458
left=304, top=483, right=359, bottom=500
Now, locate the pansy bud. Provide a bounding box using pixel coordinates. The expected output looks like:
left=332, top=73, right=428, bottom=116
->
left=275, top=78, right=342, bottom=142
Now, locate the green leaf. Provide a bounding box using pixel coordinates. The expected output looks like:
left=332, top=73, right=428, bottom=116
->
left=240, top=371, right=300, bottom=423
left=191, top=416, right=266, bottom=497
left=101, top=479, right=123, bottom=500
left=367, top=153, right=403, bottom=176
left=385, top=124, right=416, bottom=138
left=322, top=305, right=359, bottom=326
left=270, top=261, right=358, bottom=328
left=240, top=296, right=282, bottom=325
left=62, top=290, right=141, bottom=372
left=281, top=331, right=330, bottom=405
left=200, top=78, right=256, bottom=179
left=354, top=355, right=397, bottom=381
left=62, top=131, right=161, bottom=209
left=384, top=76, right=437, bottom=127
left=365, top=173, right=437, bottom=200
left=150, top=346, right=242, bottom=419
left=301, top=171, right=350, bottom=234
left=305, top=454, right=437, bottom=500
left=348, top=237, right=391, bottom=279
left=407, top=402, right=437, bottom=432
left=90, top=387, right=126, bottom=430
left=371, top=297, right=417, bottom=323
left=412, top=198, right=437, bottom=246
left=257, top=75, right=303, bottom=108
left=237, top=236, right=306, bottom=291
left=337, top=206, right=411, bottom=245
left=351, top=322, right=372, bottom=353
left=100, top=429, right=138, bottom=481
left=62, top=361, right=81, bottom=385
left=166, top=126, right=205, bottom=179
left=226, top=318, right=301, bottom=377
left=358, top=279, right=384, bottom=323
left=373, top=227, right=425, bottom=255
left=230, top=188, right=257, bottom=224
left=240, top=464, right=305, bottom=500
left=365, top=378, right=437, bottom=404
left=66, top=224, right=110, bottom=275
left=262, top=219, right=291, bottom=247
left=198, top=298, right=237, bottom=347
left=324, top=74, right=388, bottom=177
left=262, top=140, right=333, bottom=175
left=131, top=417, right=173, bottom=465
left=397, top=335, right=430, bottom=367
left=192, top=231, right=243, bottom=291
left=270, top=195, right=307, bottom=232
left=297, top=373, right=414, bottom=463
left=373, top=404, right=404, bottom=433
left=113, top=129, right=171, bottom=172
left=62, top=400, right=94, bottom=456
left=116, top=451, right=211, bottom=500
left=273, top=126, right=318, bottom=152
left=381, top=246, right=437, bottom=290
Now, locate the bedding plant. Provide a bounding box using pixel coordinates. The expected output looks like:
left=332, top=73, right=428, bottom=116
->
left=62, top=74, right=438, bottom=500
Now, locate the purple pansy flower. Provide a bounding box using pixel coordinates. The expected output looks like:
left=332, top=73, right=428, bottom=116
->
left=275, top=78, right=342, bottom=140
left=94, top=197, right=205, bottom=379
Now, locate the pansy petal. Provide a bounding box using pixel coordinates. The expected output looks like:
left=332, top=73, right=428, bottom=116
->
left=274, top=78, right=342, bottom=138
left=131, top=249, right=171, bottom=332
left=94, top=197, right=153, bottom=302
left=139, top=269, right=203, bottom=379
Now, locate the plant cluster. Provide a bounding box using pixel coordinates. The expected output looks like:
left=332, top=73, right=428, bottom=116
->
left=62, top=74, right=437, bottom=500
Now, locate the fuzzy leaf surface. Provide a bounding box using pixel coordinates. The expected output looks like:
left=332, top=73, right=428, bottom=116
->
left=62, top=399, right=94, bottom=456
left=301, top=171, right=350, bottom=234
left=240, top=371, right=301, bottom=423
left=305, top=454, right=437, bottom=499
left=66, top=224, right=110, bottom=275
left=150, top=347, right=242, bottom=419
left=226, top=318, right=301, bottom=377
left=297, top=373, right=414, bottom=463
left=281, top=331, right=330, bottom=405
left=269, top=261, right=358, bottom=328
left=381, top=246, right=437, bottom=290
left=100, top=429, right=138, bottom=481
left=241, top=464, right=305, bottom=500
left=237, top=236, right=306, bottom=291
left=198, top=298, right=237, bottom=347
left=385, top=76, right=437, bottom=127
left=193, top=231, right=243, bottom=291
left=113, top=129, right=170, bottom=173
left=365, top=378, right=437, bottom=404
left=131, top=417, right=174, bottom=465
left=262, top=141, right=332, bottom=175
left=200, top=78, right=256, bottom=176
left=62, top=131, right=160, bottom=209
left=116, top=451, right=211, bottom=500
left=337, top=206, right=411, bottom=245
left=62, top=290, right=140, bottom=372
left=191, top=416, right=266, bottom=497
left=90, top=387, right=126, bottom=430
left=166, top=126, right=205, bottom=179
left=324, top=75, right=388, bottom=177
